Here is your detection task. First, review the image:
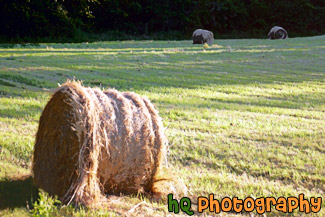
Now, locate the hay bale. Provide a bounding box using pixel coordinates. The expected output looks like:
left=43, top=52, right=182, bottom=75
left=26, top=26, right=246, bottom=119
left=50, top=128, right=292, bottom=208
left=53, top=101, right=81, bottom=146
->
left=268, top=26, right=288, bottom=39
left=32, top=81, right=168, bottom=207
left=192, top=29, right=214, bottom=45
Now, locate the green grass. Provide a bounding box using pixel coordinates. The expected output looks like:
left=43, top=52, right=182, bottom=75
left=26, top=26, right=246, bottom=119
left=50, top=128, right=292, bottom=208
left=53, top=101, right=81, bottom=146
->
left=0, top=36, right=324, bottom=216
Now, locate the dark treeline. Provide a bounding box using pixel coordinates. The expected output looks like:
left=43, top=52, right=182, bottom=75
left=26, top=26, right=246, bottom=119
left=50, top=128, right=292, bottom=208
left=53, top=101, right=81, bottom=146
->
left=0, top=0, right=324, bottom=42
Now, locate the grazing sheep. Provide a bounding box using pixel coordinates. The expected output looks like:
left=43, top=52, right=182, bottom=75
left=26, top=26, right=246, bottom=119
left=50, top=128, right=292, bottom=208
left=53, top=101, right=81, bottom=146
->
left=192, top=29, right=214, bottom=45
left=268, top=26, right=288, bottom=39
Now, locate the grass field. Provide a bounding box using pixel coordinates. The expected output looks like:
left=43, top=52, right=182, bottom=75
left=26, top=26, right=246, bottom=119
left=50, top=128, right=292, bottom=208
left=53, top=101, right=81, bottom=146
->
left=0, top=36, right=324, bottom=216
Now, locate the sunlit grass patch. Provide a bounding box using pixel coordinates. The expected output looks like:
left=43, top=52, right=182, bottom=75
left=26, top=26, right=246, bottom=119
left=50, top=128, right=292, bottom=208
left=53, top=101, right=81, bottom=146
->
left=0, top=35, right=324, bottom=216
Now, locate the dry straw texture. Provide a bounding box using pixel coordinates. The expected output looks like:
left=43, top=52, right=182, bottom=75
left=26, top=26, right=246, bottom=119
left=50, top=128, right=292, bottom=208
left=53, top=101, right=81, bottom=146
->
left=268, top=26, right=288, bottom=39
left=192, top=29, right=214, bottom=45
left=32, top=81, right=171, bottom=208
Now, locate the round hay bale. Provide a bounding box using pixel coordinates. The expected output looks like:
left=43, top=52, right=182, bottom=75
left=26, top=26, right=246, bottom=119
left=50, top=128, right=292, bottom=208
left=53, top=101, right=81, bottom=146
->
left=192, top=29, right=214, bottom=45
left=268, top=26, right=288, bottom=39
left=32, top=81, right=168, bottom=207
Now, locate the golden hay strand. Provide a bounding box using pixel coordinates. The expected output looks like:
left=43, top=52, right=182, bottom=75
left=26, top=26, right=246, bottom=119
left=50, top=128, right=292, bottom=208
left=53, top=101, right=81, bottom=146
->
left=32, top=81, right=170, bottom=207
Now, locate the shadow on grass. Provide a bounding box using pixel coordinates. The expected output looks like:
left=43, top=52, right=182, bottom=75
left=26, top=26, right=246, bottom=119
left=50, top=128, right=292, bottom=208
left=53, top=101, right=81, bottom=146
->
left=0, top=175, right=39, bottom=210
left=159, top=92, right=325, bottom=116
left=0, top=43, right=40, bottom=48
left=0, top=103, right=43, bottom=120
